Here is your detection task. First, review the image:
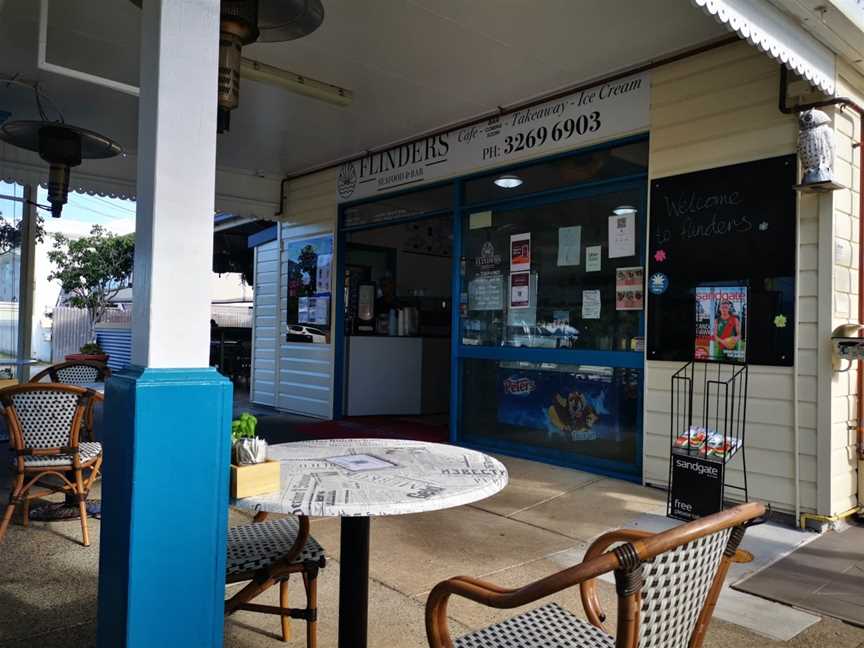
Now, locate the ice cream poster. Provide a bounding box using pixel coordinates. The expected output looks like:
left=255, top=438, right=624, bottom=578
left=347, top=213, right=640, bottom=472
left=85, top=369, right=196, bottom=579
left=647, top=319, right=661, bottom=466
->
left=694, top=285, right=747, bottom=362
left=496, top=368, right=620, bottom=443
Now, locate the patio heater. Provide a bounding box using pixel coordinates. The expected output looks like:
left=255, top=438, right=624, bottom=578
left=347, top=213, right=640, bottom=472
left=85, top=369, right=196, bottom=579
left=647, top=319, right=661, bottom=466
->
left=130, top=0, right=325, bottom=133
left=0, top=120, right=122, bottom=218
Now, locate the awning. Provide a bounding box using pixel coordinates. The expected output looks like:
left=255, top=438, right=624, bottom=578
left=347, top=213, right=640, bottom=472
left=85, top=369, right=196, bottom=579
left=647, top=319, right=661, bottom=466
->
left=692, top=0, right=836, bottom=95
left=0, top=142, right=282, bottom=220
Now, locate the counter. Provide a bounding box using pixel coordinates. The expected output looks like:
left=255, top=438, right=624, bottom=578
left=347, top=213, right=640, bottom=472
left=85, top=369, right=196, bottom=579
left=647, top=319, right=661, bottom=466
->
left=346, top=336, right=450, bottom=416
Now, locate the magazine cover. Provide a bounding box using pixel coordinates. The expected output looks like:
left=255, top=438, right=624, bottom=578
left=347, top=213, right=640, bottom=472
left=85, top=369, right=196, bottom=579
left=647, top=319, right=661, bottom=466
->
left=694, top=285, right=747, bottom=362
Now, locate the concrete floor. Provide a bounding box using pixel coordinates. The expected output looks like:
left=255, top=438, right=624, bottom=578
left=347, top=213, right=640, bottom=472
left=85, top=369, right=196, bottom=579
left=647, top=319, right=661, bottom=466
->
left=1, top=454, right=863, bottom=647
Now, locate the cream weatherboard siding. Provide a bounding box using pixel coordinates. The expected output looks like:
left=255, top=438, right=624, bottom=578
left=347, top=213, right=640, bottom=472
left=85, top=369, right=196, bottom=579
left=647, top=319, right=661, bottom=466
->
left=250, top=169, right=339, bottom=416
left=250, top=239, right=280, bottom=406
left=644, top=42, right=822, bottom=514
left=829, top=60, right=864, bottom=514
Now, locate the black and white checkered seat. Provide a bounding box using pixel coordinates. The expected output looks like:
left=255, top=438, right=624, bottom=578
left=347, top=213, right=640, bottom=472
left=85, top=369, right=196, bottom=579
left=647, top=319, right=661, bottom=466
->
left=226, top=517, right=326, bottom=578
left=55, top=365, right=101, bottom=384
left=454, top=603, right=614, bottom=647
left=11, top=441, right=102, bottom=467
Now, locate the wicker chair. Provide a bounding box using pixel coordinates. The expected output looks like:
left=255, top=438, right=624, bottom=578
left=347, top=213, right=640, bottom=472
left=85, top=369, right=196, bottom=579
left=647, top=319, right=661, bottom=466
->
left=0, top=384, right=103, bottom=546
left=225, top=513, right=326, bottom=647
left=29, top=360, right=111, bottom=385
left=29, top=361, right=109, bottom=442
left=426, top=501, right=765, bottom=648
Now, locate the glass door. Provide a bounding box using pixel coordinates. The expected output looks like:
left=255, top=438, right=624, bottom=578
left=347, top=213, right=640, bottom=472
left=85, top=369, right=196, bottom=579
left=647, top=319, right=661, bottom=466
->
left=455, top=181, right=646, bottom=480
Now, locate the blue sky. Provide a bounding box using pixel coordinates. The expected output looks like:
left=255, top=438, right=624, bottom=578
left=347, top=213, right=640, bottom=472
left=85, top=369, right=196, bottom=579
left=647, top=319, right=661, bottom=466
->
left=37, top=186, right=136, bottom=237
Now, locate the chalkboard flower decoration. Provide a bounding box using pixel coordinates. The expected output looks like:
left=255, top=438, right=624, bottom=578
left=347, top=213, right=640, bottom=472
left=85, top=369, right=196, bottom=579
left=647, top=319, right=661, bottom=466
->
left=759, top=221, right=769, bottom=231
left=653, top=249, right=667, bottom=262
left=774, top=314, right=787, bottom=328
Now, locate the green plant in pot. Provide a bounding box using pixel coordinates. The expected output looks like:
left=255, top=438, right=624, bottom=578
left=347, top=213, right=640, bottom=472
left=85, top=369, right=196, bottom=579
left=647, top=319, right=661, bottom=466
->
left=66, top=341, right=109, bottom=363
left=231, top=412, right=266, bottom=465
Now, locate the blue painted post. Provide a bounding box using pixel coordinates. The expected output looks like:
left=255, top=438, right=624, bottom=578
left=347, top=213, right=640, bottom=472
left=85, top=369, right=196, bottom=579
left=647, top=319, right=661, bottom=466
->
left=95, top=1, right=228, bottom=646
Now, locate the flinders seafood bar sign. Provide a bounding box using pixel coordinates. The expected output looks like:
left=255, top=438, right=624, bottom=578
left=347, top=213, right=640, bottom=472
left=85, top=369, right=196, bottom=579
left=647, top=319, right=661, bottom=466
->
left=337, top=72, right=650, bottom=202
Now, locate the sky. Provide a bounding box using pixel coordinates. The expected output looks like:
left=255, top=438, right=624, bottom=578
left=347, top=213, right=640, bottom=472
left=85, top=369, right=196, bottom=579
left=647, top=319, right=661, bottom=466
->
left=36, top=186, right=137, bottom=237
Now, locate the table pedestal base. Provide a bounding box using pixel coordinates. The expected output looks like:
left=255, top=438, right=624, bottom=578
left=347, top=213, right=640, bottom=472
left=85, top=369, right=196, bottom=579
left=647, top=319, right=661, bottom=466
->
left=339, top=516, right=370, bottom=648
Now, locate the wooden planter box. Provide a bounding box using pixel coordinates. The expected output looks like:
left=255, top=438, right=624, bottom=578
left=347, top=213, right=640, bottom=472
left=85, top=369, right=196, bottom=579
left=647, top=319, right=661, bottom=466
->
left=65, top=353, right=109, bottom=363
left=230, top=460, right=280, bottom=499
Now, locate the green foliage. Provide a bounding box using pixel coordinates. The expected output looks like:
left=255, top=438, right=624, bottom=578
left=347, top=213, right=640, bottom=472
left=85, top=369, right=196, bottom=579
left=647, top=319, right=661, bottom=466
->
left=231, top=412, right=258, bottom=442
left=47, top=225, right=134, bottom=329
left=0, top=213, right=45, bottom=255
left=79, top=341, right=104, bottom=355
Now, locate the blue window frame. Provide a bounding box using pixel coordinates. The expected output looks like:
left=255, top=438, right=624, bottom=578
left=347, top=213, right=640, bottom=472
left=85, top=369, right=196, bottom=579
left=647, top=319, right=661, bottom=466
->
left=336, top=135, right=649, bottom=482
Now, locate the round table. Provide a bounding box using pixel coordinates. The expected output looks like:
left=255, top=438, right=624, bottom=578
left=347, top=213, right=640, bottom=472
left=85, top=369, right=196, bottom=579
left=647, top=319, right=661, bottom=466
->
left=234, top=438, right=508, bottom=648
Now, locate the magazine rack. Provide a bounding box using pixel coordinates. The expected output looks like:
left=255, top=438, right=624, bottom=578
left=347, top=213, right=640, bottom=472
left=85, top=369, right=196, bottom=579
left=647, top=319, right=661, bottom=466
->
left=667, top=360, right=749, bottom=521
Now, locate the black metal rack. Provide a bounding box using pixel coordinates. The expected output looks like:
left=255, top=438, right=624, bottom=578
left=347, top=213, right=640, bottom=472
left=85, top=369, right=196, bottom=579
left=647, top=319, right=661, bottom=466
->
left=667, top=360, right=749, bottom=521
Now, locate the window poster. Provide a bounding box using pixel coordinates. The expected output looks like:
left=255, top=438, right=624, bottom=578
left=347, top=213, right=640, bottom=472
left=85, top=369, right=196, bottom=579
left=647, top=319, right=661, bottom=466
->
left=615, top=266, right=644, bottom=311
left=510, top=233, right=531, bottom=272
left=285, top=234, right=334, bottom=344
left=557, top=226, right=582, bottom=266
left=509, top=271, right=530, bottom=309
left=586, top=245, right=602, bottom=272
left=608, top=213, right=635, bottom=258
left=694, top=285, right=747, bottom=362
left=468, top=273, right=504, bottom=311
left=582, top=289, right=601, bottom=319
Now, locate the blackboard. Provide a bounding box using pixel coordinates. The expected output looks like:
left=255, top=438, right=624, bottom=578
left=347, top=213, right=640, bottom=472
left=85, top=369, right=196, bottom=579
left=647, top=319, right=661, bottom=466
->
left=647, top=156, right=796, bottom=366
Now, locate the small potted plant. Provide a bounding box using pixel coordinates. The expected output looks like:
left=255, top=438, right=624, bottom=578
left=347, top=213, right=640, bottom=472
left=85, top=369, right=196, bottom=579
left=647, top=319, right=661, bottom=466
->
left=66, top=341, right=109, bottom=363
left=230, top=413, right=279, bottom=498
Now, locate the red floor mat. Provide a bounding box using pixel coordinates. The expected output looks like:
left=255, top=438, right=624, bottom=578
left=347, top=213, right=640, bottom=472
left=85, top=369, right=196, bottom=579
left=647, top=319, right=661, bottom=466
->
left=293, top=416, right=449, bottom=444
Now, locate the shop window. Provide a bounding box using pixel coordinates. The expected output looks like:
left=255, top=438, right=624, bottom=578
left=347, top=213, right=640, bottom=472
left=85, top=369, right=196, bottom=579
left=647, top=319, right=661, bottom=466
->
left=460, top=358, right=642, bottom=474
left=464, top=140, right=648, bottom=205
left=460, top=187, right=644, bottom=351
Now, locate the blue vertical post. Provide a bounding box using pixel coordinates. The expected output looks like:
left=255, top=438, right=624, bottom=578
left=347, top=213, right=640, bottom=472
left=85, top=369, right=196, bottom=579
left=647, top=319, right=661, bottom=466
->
left=95, top=1, right=229, bottom=646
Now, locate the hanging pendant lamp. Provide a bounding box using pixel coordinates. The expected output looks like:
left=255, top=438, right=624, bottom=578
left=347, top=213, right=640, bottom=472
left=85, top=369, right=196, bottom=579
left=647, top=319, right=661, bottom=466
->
left=0, top=120, right=123, bottom=218
left=130, top=0, right=325, bottom=133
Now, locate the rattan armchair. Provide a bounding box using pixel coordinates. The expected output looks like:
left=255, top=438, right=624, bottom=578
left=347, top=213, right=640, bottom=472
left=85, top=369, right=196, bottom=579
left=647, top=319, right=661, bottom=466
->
left=29, top=360, right=111, bottom=384
left=225, top=512, right=326, bottom=647
left=29, top=361, right=109, bottom=442
left=426, top=501, right=765, bottom=648
left=0, top=384, right=103, bottom=546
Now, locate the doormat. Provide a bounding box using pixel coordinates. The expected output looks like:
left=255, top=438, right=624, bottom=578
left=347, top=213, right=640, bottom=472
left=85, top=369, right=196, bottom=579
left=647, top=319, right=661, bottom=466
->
left=733, top=521, right=864, bottom=626
left=293, top=416, right=448, bottom=444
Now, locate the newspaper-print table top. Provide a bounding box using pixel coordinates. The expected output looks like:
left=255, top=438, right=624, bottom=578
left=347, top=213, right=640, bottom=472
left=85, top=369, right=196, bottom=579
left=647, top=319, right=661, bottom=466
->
left=233, top=438, right=509, bottom=517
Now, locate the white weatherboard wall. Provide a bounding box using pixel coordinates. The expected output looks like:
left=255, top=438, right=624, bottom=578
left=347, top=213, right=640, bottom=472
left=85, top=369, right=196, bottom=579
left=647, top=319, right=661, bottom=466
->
left=829, top=59, right=864, bottom=514
left=251, top=169, right=338, bottom=417
left=645, top=42, right=822, bottom=514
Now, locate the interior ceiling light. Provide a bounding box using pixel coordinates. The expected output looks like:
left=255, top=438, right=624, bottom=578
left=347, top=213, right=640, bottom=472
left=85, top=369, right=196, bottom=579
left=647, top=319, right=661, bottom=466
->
left=613, top=205, right=637, bottom=215
left=494, top=174, right=523, bottom=189
left=130, top=0, right=325, bottom=133
left=0, top=120, right=122, bottom=218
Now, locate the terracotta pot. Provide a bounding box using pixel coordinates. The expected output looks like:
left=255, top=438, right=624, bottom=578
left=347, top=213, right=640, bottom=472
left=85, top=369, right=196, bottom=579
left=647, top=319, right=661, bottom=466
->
left=65, top=353, right=109, bottom=363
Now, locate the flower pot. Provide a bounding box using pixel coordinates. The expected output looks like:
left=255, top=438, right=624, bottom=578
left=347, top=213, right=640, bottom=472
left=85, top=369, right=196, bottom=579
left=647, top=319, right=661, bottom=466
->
left=65, top=353, right=109, bottom=363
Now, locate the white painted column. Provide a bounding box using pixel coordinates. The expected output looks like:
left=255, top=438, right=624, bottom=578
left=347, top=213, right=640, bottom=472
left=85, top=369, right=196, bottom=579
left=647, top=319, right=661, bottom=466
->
left=132, top=0, right=219, bottom=368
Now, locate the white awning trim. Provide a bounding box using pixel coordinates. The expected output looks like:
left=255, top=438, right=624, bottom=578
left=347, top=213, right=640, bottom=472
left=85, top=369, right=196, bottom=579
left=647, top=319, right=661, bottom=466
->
left=692, top=0, right=836, bottom=95
left=1, top=144, right=282, bottom=220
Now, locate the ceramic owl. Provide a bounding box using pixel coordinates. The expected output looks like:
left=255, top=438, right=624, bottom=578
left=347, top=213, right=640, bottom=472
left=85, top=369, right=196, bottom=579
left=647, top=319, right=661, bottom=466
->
left=797, top=108, right=834, bottom=185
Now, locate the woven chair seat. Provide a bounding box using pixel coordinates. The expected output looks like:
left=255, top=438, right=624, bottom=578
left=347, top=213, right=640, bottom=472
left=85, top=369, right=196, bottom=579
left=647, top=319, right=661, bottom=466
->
left=226, top=517, right=326, bottom=578
left=12, top=441, right=102, bottom=467
left=455, top=603, right=614, bottom=648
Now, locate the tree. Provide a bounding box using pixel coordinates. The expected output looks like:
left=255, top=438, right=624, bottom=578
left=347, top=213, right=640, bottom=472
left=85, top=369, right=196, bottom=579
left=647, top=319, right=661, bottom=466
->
left=48, top=225, right=135, bottom=334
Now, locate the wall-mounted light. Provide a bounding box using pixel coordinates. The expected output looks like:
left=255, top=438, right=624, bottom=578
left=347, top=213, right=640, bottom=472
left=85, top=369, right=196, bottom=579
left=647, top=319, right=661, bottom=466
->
left=613, top=205, right=637, bottom=215
left=494, top=174, right=523, bottom=189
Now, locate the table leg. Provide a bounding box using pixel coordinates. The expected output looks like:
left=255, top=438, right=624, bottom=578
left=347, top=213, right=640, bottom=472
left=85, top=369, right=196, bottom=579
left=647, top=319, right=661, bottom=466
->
left=338, top=516, right=370, bottom=648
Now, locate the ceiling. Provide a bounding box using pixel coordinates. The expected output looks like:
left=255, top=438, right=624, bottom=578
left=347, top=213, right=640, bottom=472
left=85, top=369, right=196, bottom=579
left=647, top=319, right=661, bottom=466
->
left=1, top=0, right=733, bottom=178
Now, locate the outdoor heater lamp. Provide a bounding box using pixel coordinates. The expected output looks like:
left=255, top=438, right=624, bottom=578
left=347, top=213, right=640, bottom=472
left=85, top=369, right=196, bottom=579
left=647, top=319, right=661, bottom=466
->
left=0, top=120, right=122, bottom=218
left=130, top=0, right=325, bottom=133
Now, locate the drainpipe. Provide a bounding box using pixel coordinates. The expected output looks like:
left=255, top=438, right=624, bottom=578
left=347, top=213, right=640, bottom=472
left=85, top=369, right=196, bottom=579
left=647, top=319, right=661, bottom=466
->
left=779, top=67, right=864, bottom=522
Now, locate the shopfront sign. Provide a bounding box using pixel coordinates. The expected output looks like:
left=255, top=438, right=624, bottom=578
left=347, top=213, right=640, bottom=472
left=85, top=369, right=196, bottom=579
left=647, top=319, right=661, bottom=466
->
left=336, top=72, right=650, bottom=202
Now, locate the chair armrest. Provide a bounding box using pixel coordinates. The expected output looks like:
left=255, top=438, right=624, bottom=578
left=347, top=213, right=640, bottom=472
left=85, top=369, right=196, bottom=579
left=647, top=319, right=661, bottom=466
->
left=579, top=529, right=654, bottom=630
left=425, top=552, right=620, bottom=648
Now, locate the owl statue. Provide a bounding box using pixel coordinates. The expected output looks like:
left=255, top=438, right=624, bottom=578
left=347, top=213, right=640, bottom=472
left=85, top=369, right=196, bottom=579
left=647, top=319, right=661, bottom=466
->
left=797, top=108, right=835, bottom=185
